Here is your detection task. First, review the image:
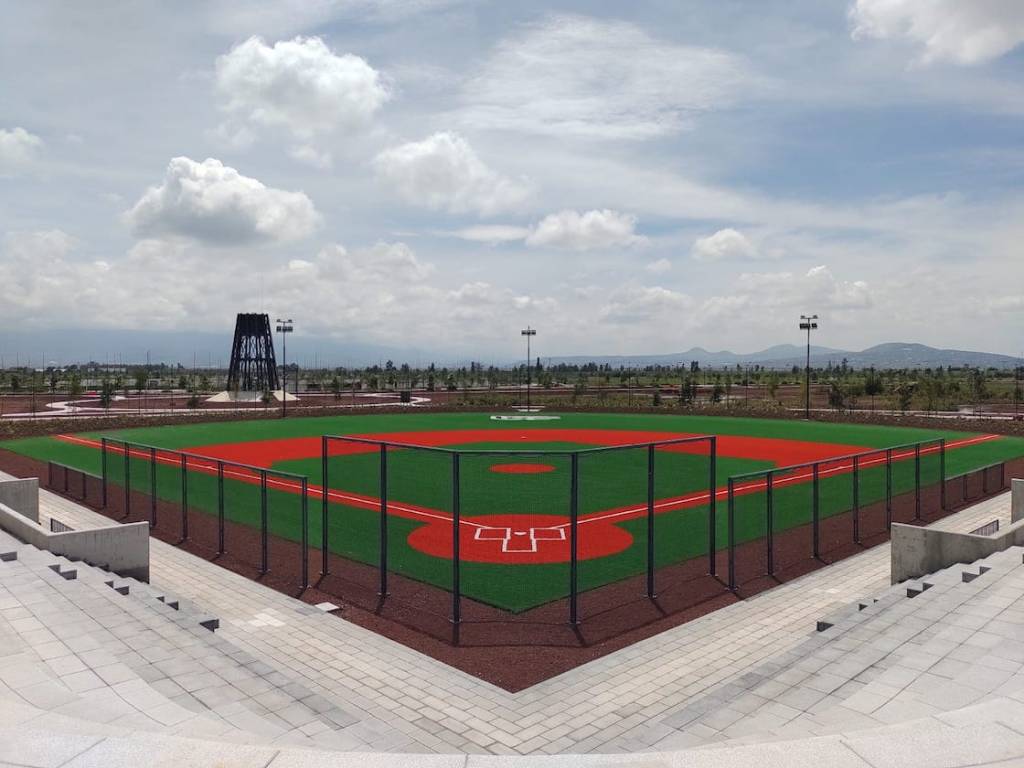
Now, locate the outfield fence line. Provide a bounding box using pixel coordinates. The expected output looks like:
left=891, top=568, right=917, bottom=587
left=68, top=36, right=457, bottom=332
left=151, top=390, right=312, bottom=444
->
left=95, top=437, right=311, bottom=591
left=321, top=433, right=717, bottom=627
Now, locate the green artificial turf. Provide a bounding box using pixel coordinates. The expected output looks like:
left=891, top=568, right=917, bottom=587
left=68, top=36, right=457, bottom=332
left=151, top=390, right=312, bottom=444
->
left=4, top=412, right=1023, bottom=612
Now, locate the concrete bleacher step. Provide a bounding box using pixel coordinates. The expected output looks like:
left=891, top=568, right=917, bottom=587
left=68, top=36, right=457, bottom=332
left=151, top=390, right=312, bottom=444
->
left=9, top=545, right=361, bottom=748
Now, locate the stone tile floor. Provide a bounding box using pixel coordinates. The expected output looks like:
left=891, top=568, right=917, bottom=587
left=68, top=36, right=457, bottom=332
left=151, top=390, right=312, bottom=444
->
left=13, top=473, right=1014, bottom=758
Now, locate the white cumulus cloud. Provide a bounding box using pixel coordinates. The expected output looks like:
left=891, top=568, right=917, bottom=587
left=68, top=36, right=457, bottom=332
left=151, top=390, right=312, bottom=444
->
left=459, top=14, right=756, bottom=139
left=691, top=228, right=757, bottom=261
left=124, top=156, right=321, bottom=245
left=373, top=132, right=529, bottom=216
left=526, top=209, right=646, bottom=251
left=215, top=35, right=390, bottom=155
left=0, top=127, right=43, bottom=171
left=849, top=0, right=1024, bottom=65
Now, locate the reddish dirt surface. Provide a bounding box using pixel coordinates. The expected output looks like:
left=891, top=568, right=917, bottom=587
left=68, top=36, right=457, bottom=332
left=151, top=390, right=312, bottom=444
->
left=489, top=463, right=555, bottom=474
left=3, top=446, right=1020, bottom=692
left=174, top=429, right=870, bottom=467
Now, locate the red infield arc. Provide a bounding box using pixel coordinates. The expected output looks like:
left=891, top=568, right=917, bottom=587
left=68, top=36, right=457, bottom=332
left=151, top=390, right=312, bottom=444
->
left=490, top=463, right=556, bottom=474
left=55, top=431, right=1001, bottom=564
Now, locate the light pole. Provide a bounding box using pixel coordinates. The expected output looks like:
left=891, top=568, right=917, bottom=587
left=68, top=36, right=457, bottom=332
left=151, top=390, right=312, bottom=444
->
left=275, top=318, right=293, bottom=417
left=521, top=327, right=536, bottom=411
left=799, top=314, right=818, bottom=419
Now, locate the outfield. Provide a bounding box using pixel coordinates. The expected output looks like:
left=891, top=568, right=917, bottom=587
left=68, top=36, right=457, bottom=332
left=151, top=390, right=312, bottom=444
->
left=4, top=412, right=1024, bottom=612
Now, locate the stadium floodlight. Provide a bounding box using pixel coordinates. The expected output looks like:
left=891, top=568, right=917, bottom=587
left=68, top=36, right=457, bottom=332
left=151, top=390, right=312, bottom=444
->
left=799, top=314, right=819, bottom=419
left=275, top=318, right=294, bottom=417
left=521, top=327, right=537, bottom=411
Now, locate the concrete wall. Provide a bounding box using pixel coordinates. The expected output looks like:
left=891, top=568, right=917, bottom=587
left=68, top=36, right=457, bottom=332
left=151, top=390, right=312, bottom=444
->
left=891, top=516, right=1024, bottom=584
left=1012, top=479, right=1024, bottom=524
left=0, top=497, right=149, bottom=582
left=0, top=478, right=39, bottom=523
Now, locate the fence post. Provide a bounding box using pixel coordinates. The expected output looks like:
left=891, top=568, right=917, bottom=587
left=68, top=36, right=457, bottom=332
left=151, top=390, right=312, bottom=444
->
left=180, top=454, right=189, bottom=540
left=569, top=452, right=579, bottom=625
left=379, top=444, right=388, bottom=597
left=321, top=437, right=329, bottom=577
left=885, top=448, right=893, bottom=524
left=727, top=478, right=736, bottom=591
left=217, top=462, right=225, bottom=554
left=813, top=463, right=821, bottom=559
left=939, top=439, right=947, bottom=511
left=1000, top=462, right=1006, bottom=490
left=260, top=470, right=268, bottom=574
left=81, top=467, right=86, bottom=500
left=101, top=438, right=108, bottom=508
left=915, top=444, right=921, bottom=521
left=123, top=442, right=130, bottom=519
left=646, top=443, right=656, bottom=599
left=452, top=452, right=461, bottom=625
left=301, top=478, right=309, bottom=590
left=48, top=461, right=53, bottom=489
left=150, top=447, right=157, bottom=528
left=708, top=436, right=717, bottom=576
left=63, top=463, right=69, bottom=493
left=766, top=473, right=774, bottom=576
left=983, top=463, right=989, bottom=495
left=853, top=456, right=860, bottom=544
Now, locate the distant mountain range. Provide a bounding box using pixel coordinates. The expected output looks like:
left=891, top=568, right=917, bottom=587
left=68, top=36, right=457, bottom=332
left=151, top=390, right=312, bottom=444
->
left=545, top=343, right=1023, bottom=370
left=0, top=329, right=1019, bottom=371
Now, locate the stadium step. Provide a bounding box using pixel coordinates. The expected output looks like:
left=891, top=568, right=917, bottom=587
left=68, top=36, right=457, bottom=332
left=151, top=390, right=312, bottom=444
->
left=5, top=542, right=362, bottom=749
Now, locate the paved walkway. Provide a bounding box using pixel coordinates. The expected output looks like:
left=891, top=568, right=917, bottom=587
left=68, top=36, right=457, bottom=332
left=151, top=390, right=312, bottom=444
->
left=28, top=476, right=1014, bottom=756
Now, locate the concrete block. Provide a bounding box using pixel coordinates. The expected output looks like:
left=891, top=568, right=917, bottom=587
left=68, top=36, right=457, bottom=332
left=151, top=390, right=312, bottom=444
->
left=1012, top=478, right=1024, bottom=523
left=0, top=478, right=39, bottom=522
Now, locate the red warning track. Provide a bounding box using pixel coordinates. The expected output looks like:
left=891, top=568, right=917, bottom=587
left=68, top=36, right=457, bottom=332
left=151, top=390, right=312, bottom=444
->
left=55, top=430, right=1001, bottom=564
left=490, top=463, right=555, bottom=474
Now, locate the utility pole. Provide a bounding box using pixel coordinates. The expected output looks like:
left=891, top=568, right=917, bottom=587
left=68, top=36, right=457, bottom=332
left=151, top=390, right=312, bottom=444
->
left=276, top=319, right=293, bottom=416
left=799, top=314, right=819, bottom=419
left=521, top=327, right=536, bottom=411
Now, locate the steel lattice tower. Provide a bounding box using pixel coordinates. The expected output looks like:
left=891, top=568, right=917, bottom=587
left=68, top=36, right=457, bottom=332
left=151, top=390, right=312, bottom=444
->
left=226, top=313, right=280, bottom=393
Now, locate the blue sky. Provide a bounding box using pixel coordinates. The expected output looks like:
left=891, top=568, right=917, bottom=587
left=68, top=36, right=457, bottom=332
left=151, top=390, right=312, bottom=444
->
left=1, top=0, right=1022, bottom=360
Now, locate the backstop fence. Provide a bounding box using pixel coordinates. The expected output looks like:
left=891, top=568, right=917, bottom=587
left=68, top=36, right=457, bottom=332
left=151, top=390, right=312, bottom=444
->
left=318, top=434, right=717, bottom=636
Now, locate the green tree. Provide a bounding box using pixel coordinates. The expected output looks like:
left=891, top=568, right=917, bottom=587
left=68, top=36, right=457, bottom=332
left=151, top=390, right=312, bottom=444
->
left=864, top=368, right=884, bottom=411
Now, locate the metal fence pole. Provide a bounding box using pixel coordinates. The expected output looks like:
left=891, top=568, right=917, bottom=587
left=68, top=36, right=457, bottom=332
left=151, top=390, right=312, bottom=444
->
left=301, top=478, right=309, bottom=590
left=853, top=456, right=860, bottom=544
left=885, top=448, right=893, bottom=523
left=123, top=442, right=130, bottom=519
left=321, top=437, right=329, bottom=577
left=939, top=439, right=947, bottom=511
left=379, top=444, right=388, bottom=597
left=150, top=447, right=157, bottom=528
left=180, top=454, right=188, bottom=540
left=915, top=444, right=921, bottom=521
left=708, top=436, right=717, bottom=576
left=569, top=452, right=579, bottom=625
left=81, top=467, right=86, bottom=500
left=1000, top=462, right=1006, bottom=490
left=63, top=463, right=69, bottom=493
left=101, top=438, right=108, bottom=508
left=48, top=461, right=54, bottom=489
left=451, top=453, right=461, bottom=624
left=646, top=443, right=656, bottom=599
left=983, top=463, right=989, bottom=495
left=260, top=470, right=268, bottom=574
left=813, top=463, right=821, bottom=559
left=727, top=478, right=736, bottom=591
left=217, top=462, right=225, bottom=554
left=766, top=473, right=774, bottom=576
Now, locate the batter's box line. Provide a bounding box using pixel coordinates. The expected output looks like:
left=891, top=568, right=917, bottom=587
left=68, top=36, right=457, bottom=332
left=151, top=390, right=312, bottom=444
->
left=474, top=525, right=566, bottom=553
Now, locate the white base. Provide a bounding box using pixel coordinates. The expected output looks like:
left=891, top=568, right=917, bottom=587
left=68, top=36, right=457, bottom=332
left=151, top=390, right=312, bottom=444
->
left=206, top=390, right=298, bottom=403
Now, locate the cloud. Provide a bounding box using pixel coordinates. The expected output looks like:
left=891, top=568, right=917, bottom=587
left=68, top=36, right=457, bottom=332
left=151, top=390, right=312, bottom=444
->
left=450, top=225, right=532, bottom=243
left=373, top=132, right=530, bottom=216
left=645, top=258, right=672, bottom=274
left=459, top=14, right=757, bottom=139
left=849, top=0, right=1024, bottom=65
left=215, top=35, right=389, bottom=156
left=733, top=264, right=872, bottom=311
left=313, top=241, right=434, bottom=283
left=124, top=156, right=321, bottom=245
left=0, top=127, right=43, bottom=172
left=599, top=286, right=692, bottom=324
left=526, top=209, right=647, bottom=251
left=691, top=228, right=757, bottom=261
